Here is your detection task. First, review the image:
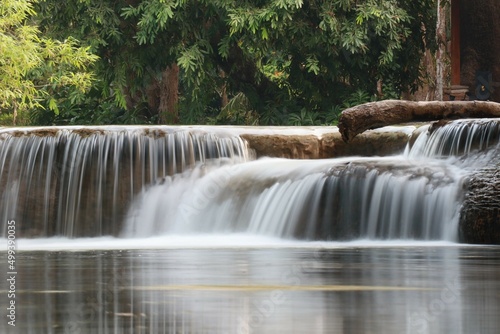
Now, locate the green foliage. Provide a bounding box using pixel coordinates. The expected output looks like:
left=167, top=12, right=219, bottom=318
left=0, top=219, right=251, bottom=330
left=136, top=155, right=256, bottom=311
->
left=288, top=109, right=321, bottom=126
left=343, top=90, right=377, bottom=108
left=208, top=93, right=258, bottom=125
left=0, top=0, right=97, bottom=122
left=30, top=0, right=436, bottom=126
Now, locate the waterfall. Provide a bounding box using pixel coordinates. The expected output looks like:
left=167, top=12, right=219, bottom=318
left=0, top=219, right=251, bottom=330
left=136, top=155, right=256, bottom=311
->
left=2, top=119, right=500, bottom=241
left=0, top=127, right=253, bottom=237
left=125, top=119, right=500, bottom=242
left=123, top=157, right=464, bottom=241
left=406, top=119, right=500, bottom=162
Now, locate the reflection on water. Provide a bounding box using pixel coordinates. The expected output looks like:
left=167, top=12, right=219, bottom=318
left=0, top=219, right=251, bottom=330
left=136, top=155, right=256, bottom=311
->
left=1, top=244, right=500, bottom=333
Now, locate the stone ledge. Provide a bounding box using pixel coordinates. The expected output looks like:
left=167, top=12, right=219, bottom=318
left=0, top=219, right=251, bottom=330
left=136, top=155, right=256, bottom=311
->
left=241, top=126, right=414, bottom=159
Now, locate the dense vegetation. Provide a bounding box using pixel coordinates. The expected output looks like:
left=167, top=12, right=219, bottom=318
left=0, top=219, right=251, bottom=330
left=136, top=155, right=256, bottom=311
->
left=0, top=0, right=97, bottom=125
left=1, top=0, right=437, bottom=126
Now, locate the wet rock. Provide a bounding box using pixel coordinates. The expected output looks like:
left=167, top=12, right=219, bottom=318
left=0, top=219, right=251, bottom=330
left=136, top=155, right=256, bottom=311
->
left=320, top=130, right=410, bottom=158
left=240, top=134, right=320, bottom=159
left=241, top=128, right=411, bottom=159
left=459, top=168, right=500, bottom=244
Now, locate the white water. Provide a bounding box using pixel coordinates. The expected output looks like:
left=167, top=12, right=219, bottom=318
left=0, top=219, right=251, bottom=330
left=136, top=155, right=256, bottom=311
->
left=123, top=156, right=465, bottom=241
left=2, top=119, right=500, bottom=246
left=123, top=119, right=500, bottom=243
left=2, top=123, right=498, bottom=334
left=0, top=126, right=252, bottom=237
left=406, top=118, right=500, bottom=163
left=0, top=235, right=460, bottom=251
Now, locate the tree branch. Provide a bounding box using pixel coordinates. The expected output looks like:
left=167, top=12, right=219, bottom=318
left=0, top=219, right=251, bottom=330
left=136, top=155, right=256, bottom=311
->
left=338, top=100, right=500, bottom=142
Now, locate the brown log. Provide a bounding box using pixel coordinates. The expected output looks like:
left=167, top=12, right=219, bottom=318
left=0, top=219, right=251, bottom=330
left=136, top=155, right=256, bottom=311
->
left=338, top=100, right=500, bottom=142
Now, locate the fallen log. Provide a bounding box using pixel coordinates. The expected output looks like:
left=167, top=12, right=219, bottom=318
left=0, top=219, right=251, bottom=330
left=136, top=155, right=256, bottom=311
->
left=338, top=100, right=500, bottom=142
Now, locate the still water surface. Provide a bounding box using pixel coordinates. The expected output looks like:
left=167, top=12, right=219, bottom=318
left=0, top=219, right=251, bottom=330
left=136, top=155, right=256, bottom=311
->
left=1, top=239, right=500, bottom=333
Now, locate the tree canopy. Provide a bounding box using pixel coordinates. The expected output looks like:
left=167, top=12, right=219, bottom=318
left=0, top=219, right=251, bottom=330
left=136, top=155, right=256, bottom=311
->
left=0, top=0, right=98, bottom=124
left=5, top=0, right=437, bottom=125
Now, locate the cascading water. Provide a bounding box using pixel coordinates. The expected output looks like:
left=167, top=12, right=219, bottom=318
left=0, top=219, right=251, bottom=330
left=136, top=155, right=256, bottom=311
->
left=123, top=119, right=500, bottom=242
left=406, top=119, right=500, bottom=165
left=2, top=119, right=500, bottom=242
left=124, top=157, right=464, bottom=241
left=0, top=126, right=252, bottom=237
left=3, top=120, right=499, bottom=334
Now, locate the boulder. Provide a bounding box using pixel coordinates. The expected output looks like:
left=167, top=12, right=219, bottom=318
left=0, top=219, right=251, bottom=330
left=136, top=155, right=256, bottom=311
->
left=459, top=168, right=500, bottom=244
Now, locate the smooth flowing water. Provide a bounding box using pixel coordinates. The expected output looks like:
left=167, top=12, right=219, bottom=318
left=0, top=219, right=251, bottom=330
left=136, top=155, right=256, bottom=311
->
left=1, top=241, right=499, bottom=333
left=1, top=120, right=500, bottom=333
left=123, top=157, right=463, bottom=241
left=0, top=126, right=252, bottom=237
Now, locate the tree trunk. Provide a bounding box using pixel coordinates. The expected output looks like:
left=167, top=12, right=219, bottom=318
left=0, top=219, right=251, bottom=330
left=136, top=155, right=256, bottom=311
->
left=158, top=64, right=179, bottom=124
left=338, top=99, right=500, bottom=142
left=220, top=70, right=229, bottom=108
left=435, top=0, right=447, bottom=100
left=12, top=103, right=17, bottom=126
